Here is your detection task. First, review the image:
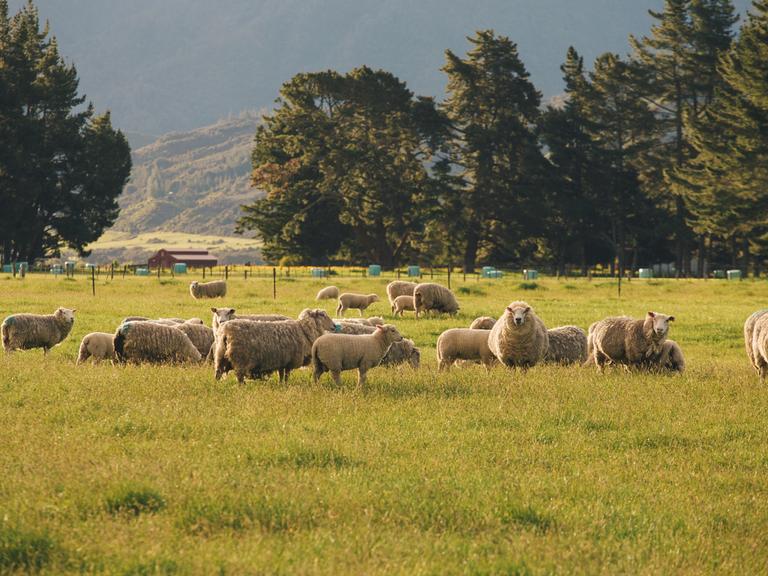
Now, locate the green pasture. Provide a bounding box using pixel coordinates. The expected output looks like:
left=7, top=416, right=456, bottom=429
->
left=0, top=273, right=767, bottom=574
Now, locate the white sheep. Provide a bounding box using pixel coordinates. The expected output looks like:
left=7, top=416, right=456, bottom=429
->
left=330, top=322, right=419, bottom=367
left=436, top=328, right=496, bottom=371
left=488, top=301, right=548, bottom=368
left=214, top=309, right=335, bottom=384
left=386, top=280, right=418, bottom=305
left=649, top=339, right=686, bottom=373
left=77, top=332, right=115, bottom=364
left=749, top=312, right=768, bottom=379
left=312, top=324, right=403, bottom=386
left=587, top=312, right=675, bottom=373
left=744, top=310, right=768, bottom=373
left=210, top=307, right=290, bottom=331
left=336, top=293, right=380, bottom=317
left=189, top=280, right=227, bottom=299
left=413, top=283, right=459, bottom=317
left=316, top=286, right=340, bottom=300
left=1, top=308, right=76, bottom=354
left=334, top=317, right=385, bottom=327
left=469, top=316, right=496, bottom=330
left=391, top=295, right=415, bottom=317
left=174, top=323, right=215, bottom=359
left=114, top=321, right=202, bottom=364
left=544, top=326, right=588, bottom=365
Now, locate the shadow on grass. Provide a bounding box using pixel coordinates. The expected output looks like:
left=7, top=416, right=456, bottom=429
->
left=104, top=484, right=166, bottom=516
left=0, top=525, right=60, bottom=573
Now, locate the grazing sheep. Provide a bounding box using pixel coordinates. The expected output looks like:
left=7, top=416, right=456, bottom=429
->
left=189, top=280, right=227, bottom=300
left=158, top=318, right=185, bottom=324
left=151, top=319, right=183, bottom=326
left=316, top=286, right=340, bottom=301
left=312, top=324, right=403, bottom=386
left=436, top=328, right=496, bottom=371
left=413, top=283, right=459, bottom=318
left=114, top=321, right=201, bottom=364
left=469, top=316, right=496, bottom=330
left=122, top=316, right=149, bottom=323
left=2, top=308, right=76, bottom=354
left=488, top=302, right=549, bottom=368
left=744, top=310, right=768, bottom=372
left=544, top=326, right=588, bottom=365
left=184, top=318, right=205, bottom=325
left=334, top=317, right=385, bottom=326
left=331, top=322, right=419, bottom=367
left=77, top=332, right=115, bottom=364
left=174, top=323, right=215, bottom=359
left=336, top=293, right=380, bottom=317
left=210, top=307, right=290, bottom=331
left=386, top=281, right=418, bottom=305
left=646, top=339, right=686, bottom=373
left=587, top=312, right=675, bottom=373
left=214, top=309, right=335, bottom=384
left=749, top=312, right=768, bottom=379
left=392, top=295, right=415, bottom=317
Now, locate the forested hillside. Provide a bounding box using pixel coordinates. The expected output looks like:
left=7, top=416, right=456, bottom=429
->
left=112, top=113, right=261, bottom=237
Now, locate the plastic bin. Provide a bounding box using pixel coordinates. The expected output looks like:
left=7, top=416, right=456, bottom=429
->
left=2, top=264, right=12, bottom=273
left=65, top=261, right=75, bottom=274
left=523, top=269, right=538, bottom=280
left=135, top=267, right=150, bottom=276
left=173, top=263, right=187, bottom=274
left=727, top=269, right=742, bottom=280
left=488, top=270, right=503, bottom=279
left=712, top=270, right=726, bottom=279
left=407, top=265, right=420, bottom=277
left=638, top=268, right=653, bottom=279
left=311, top=268, right=328, bottom=278
left=50, top=265, right=63, bottom=274
left=367, top=264, right=381, bottom=277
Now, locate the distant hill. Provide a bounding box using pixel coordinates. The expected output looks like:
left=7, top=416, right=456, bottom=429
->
left=10, top=0, right=751, bottom=135
left=112, top=113, right=263, bottom=238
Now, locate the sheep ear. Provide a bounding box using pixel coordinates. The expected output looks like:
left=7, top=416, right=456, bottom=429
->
left=210, top=307, right=217, bottom=313
left=229, top=308, right=236, bottom=314
left=506, top=306, right=513, bottom=313
left=376, top=325, right=384, bottom=331
left=668, top=316, right=675, bottom=322
left=648, top=311, right=655, bottom=318
left=71, top=309, right=77, bottom=313
left=524, top=306, right=531, bottom=314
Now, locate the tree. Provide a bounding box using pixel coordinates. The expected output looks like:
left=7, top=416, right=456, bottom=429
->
left=0, top=1, right=131, bottom=263
left=442, top=30, right=547, bottom=272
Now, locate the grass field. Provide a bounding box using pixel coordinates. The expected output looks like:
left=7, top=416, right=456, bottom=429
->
left=1, top=273, right=767, bottom=574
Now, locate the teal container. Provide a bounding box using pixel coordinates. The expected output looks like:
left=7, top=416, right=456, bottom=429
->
left=17, top=262, right=28, bottom=272
left=727, top=269, right=742, bottom=280
left=135, top=267, right=150, bottom=276
left=311, top=268, right=327, bottom=278
left=481, top=266, right=496, bottom=278
left=712, top=270, right=726, bottom=279
left=488, top=270, right=503, bottom=279
left=85, top=263, right=95, bottom=270
left=65, top=261, right=75, bottom=273
left=638, top=268, right=653, bottom=279
left=50, top=265, right=63, bottom=274
left=173, top=263, right=187, bottom=274
left=368, top=264, right=381, bottom=277
left=407, top=265, right=420, bottom=277
left=2, top=264, right=12, bottom=273
left=523, top=269, right=539, bottom=280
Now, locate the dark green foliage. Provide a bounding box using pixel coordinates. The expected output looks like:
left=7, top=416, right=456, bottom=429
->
left=0, top=1, right=131, bottom=264
left=0, top=524, right=58, bottom=572
left=104, top=485, right=166, bottom=516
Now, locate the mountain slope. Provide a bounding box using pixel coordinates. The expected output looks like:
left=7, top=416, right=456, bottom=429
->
left=113, top=113, right=262, bottom=237
left=9, top=0, right=752, bottom=135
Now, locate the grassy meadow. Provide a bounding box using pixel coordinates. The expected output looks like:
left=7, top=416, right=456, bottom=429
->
left=1, top=272, right=767, bottom=574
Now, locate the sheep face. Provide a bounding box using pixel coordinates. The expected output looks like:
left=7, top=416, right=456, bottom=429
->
left=369, top=294, right=380, bottom=303
left=376, top=324, right=403, bottom=345
left=505, top=303, right=532, bottom=327
left=647, top=312, right=674, bottom=338
left=409, top=349, right=421, bottom=368
left=211, top=307, right=236, bottom=325
left=55, top=308, right=76, bottom=323
left=301, top=308, right=336, bottom=332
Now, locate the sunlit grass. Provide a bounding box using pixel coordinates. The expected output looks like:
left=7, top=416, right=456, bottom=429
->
left=0, top=273, right=767, bottom=573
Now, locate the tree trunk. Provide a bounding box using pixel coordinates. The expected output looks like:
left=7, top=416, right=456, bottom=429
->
left=731, top=235, right=738, bottom=269
left=463, top=227, right=479, bottom=274
left=742, top=237, right=750, bottom=277
left=697, top=235, right=705, bottom=278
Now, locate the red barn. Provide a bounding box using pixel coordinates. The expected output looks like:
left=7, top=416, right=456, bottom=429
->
left=148, top=249, right=218, bottom=269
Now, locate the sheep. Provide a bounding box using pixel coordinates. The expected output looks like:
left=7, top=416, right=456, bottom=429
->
left=210, top=307, right=290, bottom=331
left=744, top=310, right=768, bottom=372
left=158, top=318, right=185, bottom=324
left=392, top=295, right=415, bottom=317
left=77, top=332, right=115, bottom=364
left=469, top=316, right=496, bottom=330
left=312, top=324, right=403, bottom=386
left=114, top=321, right=202, bottom=364
left=488, top=301, right=549, bottom=368
left=189, top=280, right=227, bottom=300
left=413, top=283, right=459, bottom=318
left=334, top=317, right=385, bottom=326
left=544, top=326, right=588, bottom=365
left=330, top=322, right=419, bottom=367
left=386, top=280, right=418, bottom=305
left=122, top=316, right=149, bottom=323
left=214, top=309, right=335, bottom=384
left=316, top=286, right=340, bottom=300
left=174, top=323, right=215, bottom=359
left=1, top=308, right=76, bottom=354
left=749, top=312, right=768, bottom=379
left=646, top=339, right=686, bottom=373
left=184, top=318, right=205, bottom=325
left=587, top=311, right=675, bottom=373
left=436, top=328, right=496, bottom=371
left=336, top=293, right=380, bottom=317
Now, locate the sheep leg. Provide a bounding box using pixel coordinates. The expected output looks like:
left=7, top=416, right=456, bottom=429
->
left=437, top=359, right=449, bottom=372
left=235, top=370, right=246, bottom=385
left=336, top=303, right=343, bottom=316
left=313, top=363, right=325, bottom=384
left=279, top=368, right=291, bottom=384
left=331, top=371, right=342, bottom=386
left=357, top=368, right=367, bottom=387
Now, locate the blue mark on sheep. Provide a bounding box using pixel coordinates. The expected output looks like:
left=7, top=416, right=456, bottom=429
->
left=334, top=323, right=341, bottom=333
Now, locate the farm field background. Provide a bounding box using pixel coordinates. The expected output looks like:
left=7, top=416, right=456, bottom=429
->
left=1, top=273, right=767, bottom=574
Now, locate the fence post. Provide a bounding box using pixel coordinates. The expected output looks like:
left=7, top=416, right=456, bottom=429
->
left=225, top=266, right=229, bottom=280
left=157, top=265, right=161, bottom=279
left=12, top=261, right=16, bottom=278
left=447, top=265, right=451, bottom=290
left=91, top=266, right=96, bottom=296
left=110, top=263, right=114, bottom=280
left=123, top=265, right=127, bottom=279
left=203, top=267, right=206, bottom=279
left=273, top=267, right=277, bottom=300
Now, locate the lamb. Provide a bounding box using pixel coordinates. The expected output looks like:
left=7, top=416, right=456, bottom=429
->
left=330, top=322, right=419, bottom=367
left=587, top=312, right=675, bottom=373
left=316, top=286, right=340, bottom=300
left=469, top=316, right=496, bottom=330
left=488, top=301, right=549, bottom=368
left=647, top=339, right=686, bottom=373
left=392, top=295, right=415, bottom=317
left=312, top=324, right=403, bottom=386
left=214, top=309, right=335, bottom=384
left=189, top=280, right=227, bottom=300
left=2, top=308, right=76, bottom=354
left=114, top=321, right=202, bottom=364
left=174, top=323, right=215, bottom=359
left=386, top=280, right=418, bottom=305
left=413, top=283, right=459, bottom=318
left=744, top=310, right=768, bottom=371
left=436, top=328, right=496, bottom=370
left=336, top=293, right=380, bottom=317
left=77, top=332, right=115, bottom=364
left=544, top=326, right=588, bottom=365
